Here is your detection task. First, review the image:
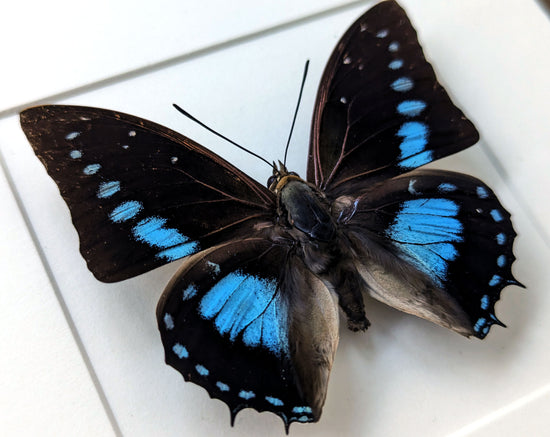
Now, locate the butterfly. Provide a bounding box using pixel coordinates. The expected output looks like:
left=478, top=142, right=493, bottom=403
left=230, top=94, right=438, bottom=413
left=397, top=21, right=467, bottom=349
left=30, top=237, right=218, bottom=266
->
left=20, top=0, right=521, bottom=431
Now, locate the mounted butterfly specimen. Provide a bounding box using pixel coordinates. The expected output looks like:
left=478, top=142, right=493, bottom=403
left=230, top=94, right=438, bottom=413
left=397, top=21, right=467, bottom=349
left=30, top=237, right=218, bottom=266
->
left=20, top=0, right=521, bottom=431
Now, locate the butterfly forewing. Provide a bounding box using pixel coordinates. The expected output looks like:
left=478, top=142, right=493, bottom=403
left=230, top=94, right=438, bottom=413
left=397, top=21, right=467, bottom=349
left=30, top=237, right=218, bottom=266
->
left=157, top=238, right=339, bottom=428
left=338, top=169, right=521, bottom=337
left=20, top=105, right=274, bottom=282
left=308, top=0, right=479, bottom=195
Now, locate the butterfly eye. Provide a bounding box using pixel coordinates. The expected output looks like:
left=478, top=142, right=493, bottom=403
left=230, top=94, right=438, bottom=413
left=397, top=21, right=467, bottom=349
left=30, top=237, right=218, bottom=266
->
left=267, top=175, right=278, bottom=188
left=289, top=172, right=299, bottom=177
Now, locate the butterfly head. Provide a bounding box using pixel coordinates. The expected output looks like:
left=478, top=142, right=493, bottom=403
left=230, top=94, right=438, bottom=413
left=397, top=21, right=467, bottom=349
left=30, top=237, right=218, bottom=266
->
left=267, top=161, right=302, bottom=193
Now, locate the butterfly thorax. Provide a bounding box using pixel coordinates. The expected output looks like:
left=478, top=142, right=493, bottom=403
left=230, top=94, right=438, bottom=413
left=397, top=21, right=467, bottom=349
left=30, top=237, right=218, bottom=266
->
left=268, top=163, right=336, bottom=244
left=278, top=179, right=335, bottom=242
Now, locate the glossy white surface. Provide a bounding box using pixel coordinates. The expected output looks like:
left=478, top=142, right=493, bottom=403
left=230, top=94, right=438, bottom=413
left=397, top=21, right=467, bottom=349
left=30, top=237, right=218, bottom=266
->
left=1, top=1, right=548, bottom=435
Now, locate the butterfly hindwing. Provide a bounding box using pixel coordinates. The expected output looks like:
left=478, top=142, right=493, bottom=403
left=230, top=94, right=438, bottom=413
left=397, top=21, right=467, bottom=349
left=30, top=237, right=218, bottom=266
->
left=157, top=238, right=339, bottom=428
left=20, top=105, right=274, bottom=282
left=336, top=169, right=521, bottom=338
left=308, top=0, right=479, bottom=195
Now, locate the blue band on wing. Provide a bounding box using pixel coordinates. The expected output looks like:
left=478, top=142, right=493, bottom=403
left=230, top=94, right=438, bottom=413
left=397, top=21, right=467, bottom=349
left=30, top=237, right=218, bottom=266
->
left=198, top=271, right=289, bottom=356
left=396, top=122, right=432, bottom=169
left=386, top=198, right=463, bottom=285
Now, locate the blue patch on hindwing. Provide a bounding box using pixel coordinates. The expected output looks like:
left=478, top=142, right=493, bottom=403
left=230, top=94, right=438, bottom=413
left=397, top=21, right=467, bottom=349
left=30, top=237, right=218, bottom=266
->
left=386, top=199, right=463, bottom=285
left=198, top=270, right=289, bottom=356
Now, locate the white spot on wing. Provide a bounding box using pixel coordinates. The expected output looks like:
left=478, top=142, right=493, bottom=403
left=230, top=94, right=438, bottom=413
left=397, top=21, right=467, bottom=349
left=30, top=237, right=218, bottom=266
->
left=206, top=261, right=221, bottom=276
left=408, top=179, right=420, bottom=195
left=83, top=164, right=101, bottom=175
left=65, top=131, right=80, bottom=140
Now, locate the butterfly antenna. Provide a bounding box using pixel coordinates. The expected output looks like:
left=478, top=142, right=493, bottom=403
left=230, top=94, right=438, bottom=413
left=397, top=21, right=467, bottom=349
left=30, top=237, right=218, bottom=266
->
left=172, top=103, right=273, bottom=168
left=283, top=60, right=310, bottom=167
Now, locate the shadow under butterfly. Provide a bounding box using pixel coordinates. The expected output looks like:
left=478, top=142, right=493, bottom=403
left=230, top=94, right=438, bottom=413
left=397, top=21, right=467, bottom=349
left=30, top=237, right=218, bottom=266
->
left=20, top=0, right=523, bottom=432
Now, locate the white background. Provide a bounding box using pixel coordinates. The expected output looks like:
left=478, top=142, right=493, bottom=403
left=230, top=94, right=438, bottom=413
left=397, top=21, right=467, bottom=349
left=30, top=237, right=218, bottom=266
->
left=1, top=1, right=549, bottom=435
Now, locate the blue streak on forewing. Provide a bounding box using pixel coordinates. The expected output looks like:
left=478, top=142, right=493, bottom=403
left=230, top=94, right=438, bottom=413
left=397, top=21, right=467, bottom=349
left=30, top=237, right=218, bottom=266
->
left=396, top=122, right=431, bottom=169
left=156, top=243, right=199, bottom=261
left=397, top=100, right=426, bottom=117
left=399, top=150, right=433, bottom=169
left=199, top=271, right=289, bottom=355
left=83, top=163, right=101, bottom=175
left=65, top=131, right=80, bottom=140
left=388, top=59, right=403, bottom=70
left=109, top=201, right=143, bottom=223
left=97, top=181, right=120, bottom=198
left=388, top=41, right=400, bottom=52
left=387, top=199, right=463, bottom=284
left=132, top=216, right=198, bottom=261
left=133, top=217, right=188, bottom=248
left=391, top=77, right=413, bottom=92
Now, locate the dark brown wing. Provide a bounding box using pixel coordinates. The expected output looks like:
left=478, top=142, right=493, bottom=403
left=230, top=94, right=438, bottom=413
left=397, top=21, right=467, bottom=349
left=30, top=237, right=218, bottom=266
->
left=20, top=105, right=275, bottom=282
left=307, top=0, right=479, bottom=196
left=336, top=169, right=522, bottom=338
left=157, top=238, right=339, bottom=429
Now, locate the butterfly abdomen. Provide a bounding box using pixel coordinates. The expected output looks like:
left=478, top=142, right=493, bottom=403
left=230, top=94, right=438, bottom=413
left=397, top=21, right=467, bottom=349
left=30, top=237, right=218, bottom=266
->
left=276, top=176, right=371, bottom=332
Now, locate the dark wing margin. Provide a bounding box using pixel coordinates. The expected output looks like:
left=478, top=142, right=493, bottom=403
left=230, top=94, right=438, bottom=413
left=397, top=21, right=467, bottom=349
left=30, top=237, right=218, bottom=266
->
left=20, top=105, right=275, bottom=282
left=308, top=0, right=479, bottom=196
left=157, top=238, right=339, bottom=431
left=336, top=169, right=522, bottom=338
